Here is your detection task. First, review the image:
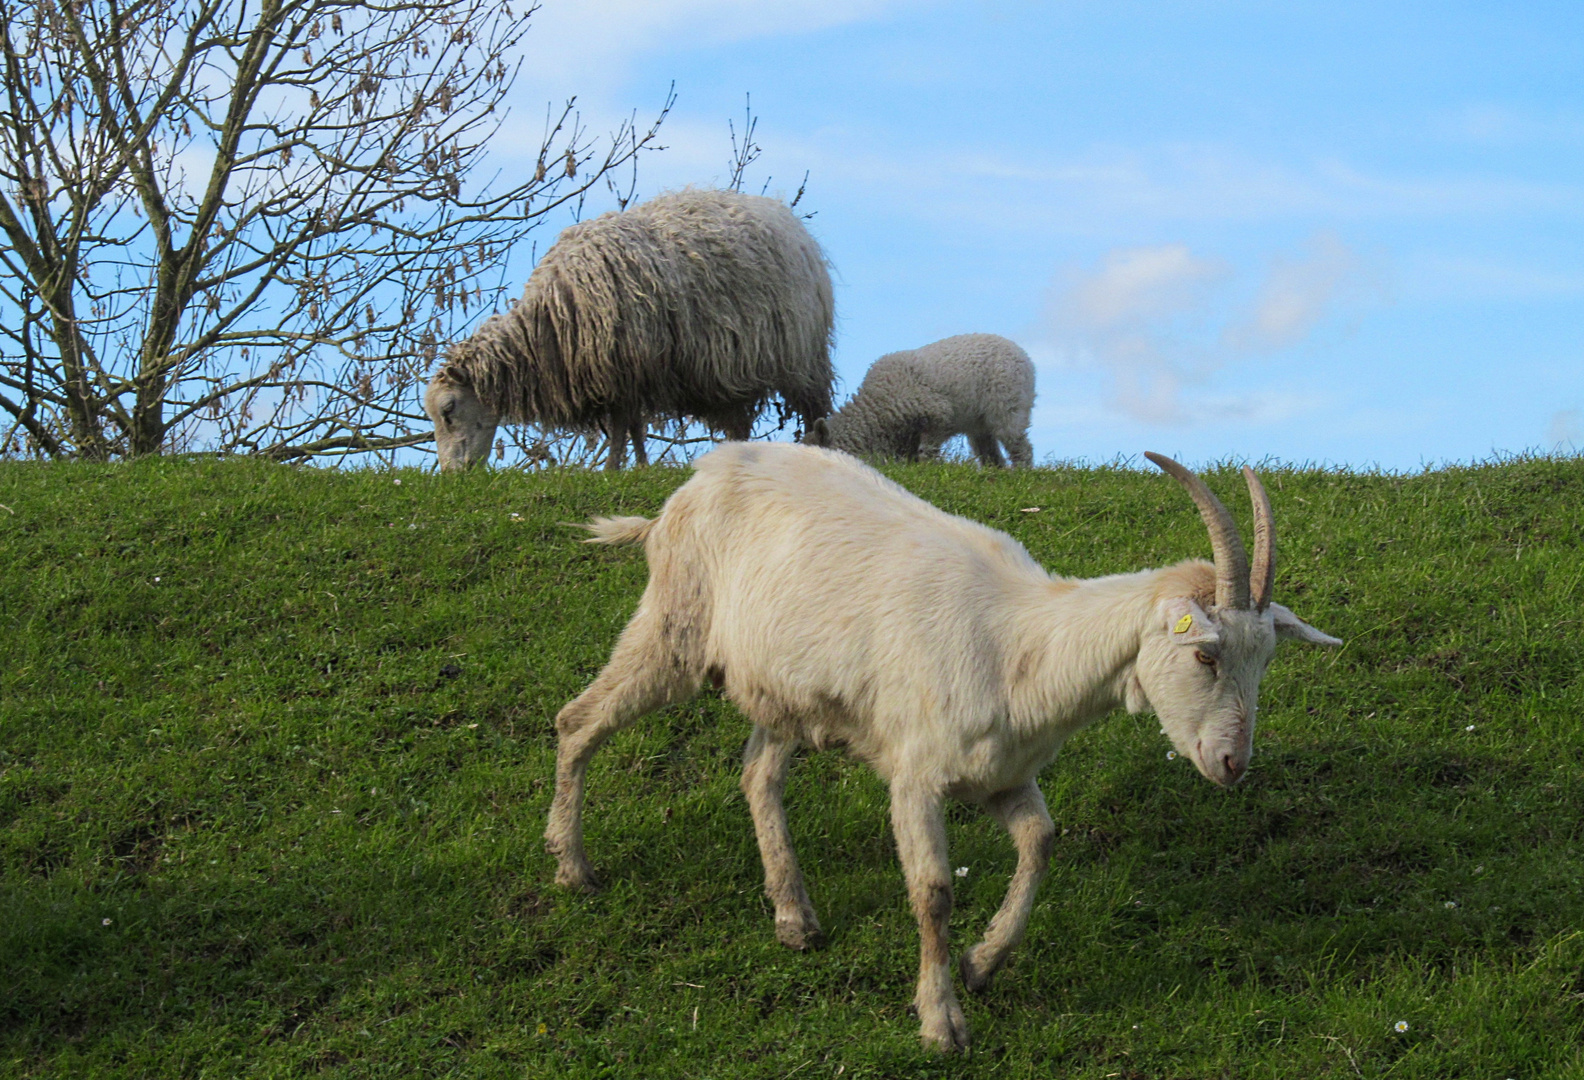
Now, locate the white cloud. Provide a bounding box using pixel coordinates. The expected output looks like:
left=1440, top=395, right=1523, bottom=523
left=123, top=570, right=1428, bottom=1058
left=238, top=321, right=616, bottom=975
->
left=1222, top=231, right=1361, bottom=352
left=1060, top=244, right=1228, bottom=331
left=1042, top=235, right=1368, bottom=428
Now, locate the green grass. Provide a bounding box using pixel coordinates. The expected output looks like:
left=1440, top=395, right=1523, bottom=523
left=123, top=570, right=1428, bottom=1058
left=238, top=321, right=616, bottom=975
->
left=2, top=454, right=1583, bottom=1078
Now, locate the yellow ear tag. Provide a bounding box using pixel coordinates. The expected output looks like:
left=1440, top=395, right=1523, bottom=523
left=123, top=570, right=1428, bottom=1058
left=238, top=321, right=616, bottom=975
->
left=1174, top=613, right=1193, bottom=634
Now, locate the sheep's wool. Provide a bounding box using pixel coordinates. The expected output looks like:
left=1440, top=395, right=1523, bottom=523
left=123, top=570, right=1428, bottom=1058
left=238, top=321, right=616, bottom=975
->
left=440, top=188, right=835, bottom=436
left=821, top=333, right=1034, bottom=467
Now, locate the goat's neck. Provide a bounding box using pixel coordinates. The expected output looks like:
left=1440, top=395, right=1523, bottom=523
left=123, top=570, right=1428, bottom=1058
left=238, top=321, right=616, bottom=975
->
left=1007, top=568, right=1165, bottom=733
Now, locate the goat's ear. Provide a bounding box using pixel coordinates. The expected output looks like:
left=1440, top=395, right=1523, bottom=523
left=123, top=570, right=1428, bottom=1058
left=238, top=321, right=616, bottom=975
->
left=1269, top=602, right=1342, bottom=646
left=807, top=417, right=830, bottom=447
left=1161, top=598, right=1219, bottom=645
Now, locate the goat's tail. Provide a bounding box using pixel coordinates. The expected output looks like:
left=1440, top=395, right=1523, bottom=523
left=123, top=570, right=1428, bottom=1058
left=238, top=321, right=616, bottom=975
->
left=578, top=515, right=656, bottom=546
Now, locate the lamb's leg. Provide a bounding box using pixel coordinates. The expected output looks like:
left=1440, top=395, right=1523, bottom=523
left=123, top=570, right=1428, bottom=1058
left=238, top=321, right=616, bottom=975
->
left=959, top=781, right=1055, bottom=991
left=545, top=610, right=695, bottom=891
left=968, top=431, right=1006, bottom=468
left=1000, top=431, right=1034, bottom=469
left=891, top=781, right=969, bottom=1053
left=740, top=725, right=823, bottom=950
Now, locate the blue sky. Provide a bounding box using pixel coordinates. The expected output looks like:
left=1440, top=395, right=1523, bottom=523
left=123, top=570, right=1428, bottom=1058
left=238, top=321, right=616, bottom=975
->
left=494, top=0, right=1584, bottom=469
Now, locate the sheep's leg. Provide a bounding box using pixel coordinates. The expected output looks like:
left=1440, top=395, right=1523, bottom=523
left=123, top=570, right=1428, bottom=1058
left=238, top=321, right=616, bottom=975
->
left=545, top=610, right=695, bottom=891
left=723, top=410, right=753, bottom=442
left=1001, top=431, right=1034, bottom=469
left=741, top=725, right=823, bottom=950
left=959, top=781, right=1055, bottom=992
left=628, top=415, right=649, bottom=467
left=602, top=416, right=627, bottom=471
left=891, top=781, right=969, bottom=1053
left=968, top=431, right=1006, bottom=468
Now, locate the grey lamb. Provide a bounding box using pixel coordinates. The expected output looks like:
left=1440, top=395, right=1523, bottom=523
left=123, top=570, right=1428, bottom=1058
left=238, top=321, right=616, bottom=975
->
left=809, top=333, right=1035, bottom=467
left=425, top=188, right=835, bottom=471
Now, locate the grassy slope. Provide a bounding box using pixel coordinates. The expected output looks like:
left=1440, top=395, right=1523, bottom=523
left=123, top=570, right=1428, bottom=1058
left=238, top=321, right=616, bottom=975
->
left=2, top=455, right=1583, bottom=1079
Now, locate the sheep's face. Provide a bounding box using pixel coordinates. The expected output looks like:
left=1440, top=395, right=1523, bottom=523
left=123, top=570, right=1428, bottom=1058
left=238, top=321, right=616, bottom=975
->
left=1131, top=599, right=1338, bottom=787
left=425, top=373, right=499, bottom=472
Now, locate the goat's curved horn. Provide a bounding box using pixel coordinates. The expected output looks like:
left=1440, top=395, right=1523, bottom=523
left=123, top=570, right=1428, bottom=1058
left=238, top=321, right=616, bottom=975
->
left=1144, top=452, right=1251, bottom=610
left=1243, top=466, right=1275, bottom=612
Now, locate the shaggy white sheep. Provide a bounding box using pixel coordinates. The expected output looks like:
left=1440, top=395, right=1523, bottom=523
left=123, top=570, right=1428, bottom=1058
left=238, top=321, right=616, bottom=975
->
left=808, top=333, right=1035, bottom=467
left=544, top=442, right=1338, bottom=1052
left=425, top=188, right=835, bottom=471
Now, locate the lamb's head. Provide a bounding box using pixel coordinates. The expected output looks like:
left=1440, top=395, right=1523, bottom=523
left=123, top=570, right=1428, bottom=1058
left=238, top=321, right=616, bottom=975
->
left=806, top=415, right=840, bottom=449
left=1129, top=453, right=1339, bottom=788
left=424, top=365, right=499, bottom=472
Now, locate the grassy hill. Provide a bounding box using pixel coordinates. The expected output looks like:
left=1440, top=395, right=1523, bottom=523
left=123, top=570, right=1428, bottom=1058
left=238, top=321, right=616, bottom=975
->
left=2, top=454, right=1583, bottom=1078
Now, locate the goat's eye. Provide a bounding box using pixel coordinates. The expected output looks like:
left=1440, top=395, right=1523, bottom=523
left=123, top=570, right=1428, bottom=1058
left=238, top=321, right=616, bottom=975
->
left=442, top=400, right=456, bottom=418
left=1194, top=650, right=1217, bottom=668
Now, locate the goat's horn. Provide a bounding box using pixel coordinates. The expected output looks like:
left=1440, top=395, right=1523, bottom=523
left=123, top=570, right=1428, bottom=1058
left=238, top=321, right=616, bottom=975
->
left=1144, top=452, right=1251, bottom=610
left=1243, top=466, right=1275, bottom=612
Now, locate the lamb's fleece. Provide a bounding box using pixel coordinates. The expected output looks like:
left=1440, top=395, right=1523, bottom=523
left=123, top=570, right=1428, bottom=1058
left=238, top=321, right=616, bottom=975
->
left=812, top=333, right=1035, bottom=467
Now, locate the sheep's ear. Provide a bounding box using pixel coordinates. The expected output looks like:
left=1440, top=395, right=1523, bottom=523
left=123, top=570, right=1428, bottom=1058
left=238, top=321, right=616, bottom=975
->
left=807, top=417, right=830, bottom=447
left=1161, top=598, right=1219, bottom=645
left=1269, top=602, right=1341, bottom=646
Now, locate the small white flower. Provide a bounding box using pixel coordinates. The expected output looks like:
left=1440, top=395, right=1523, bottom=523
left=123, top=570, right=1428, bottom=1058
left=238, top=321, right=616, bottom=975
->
left=1474, top=865, right=1485, bottom=874
left=408, top=523, right=417, bottom=530
left=393, top=478, right=402, bottom=485
left=1465, top=724, right=1475, bottom=731
left=1166, top=750, right=1177, bottom=761
left=1394, top=1020, right=1409, bottom=1033
left=153, top=576, right=160, bottom=583
left=1444, top=900, right=1457, bottom=909
left=102, top=918, right=112, bottom=926
left=954, top=866, right=969, bottom=878
left=510, top=512, right=521, bottom=519
left=370, top=788, right=377, bottom=796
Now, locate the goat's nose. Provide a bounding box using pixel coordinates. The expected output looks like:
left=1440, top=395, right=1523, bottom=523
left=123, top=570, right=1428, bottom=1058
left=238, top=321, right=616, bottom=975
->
left=1222, top=753, right=1246, bottom=784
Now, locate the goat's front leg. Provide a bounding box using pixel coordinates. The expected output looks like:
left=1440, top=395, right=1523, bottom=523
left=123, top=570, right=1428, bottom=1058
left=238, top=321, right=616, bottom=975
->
left=890, top=780, right=969, bottom=1053
left=741, top=725, right=822, bottom=949
left=960, top=780, right=1055, bottom=992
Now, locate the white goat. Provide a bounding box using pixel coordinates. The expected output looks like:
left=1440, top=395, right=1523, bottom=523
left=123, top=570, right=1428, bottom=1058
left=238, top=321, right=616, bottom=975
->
left=808, top=333, right=1035, bottom=467
left=545, top=443, right=1337, bottom=1052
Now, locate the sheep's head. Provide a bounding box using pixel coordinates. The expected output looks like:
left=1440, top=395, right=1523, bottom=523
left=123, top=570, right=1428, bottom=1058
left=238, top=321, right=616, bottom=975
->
left=424, top=367, right=499, bottom=472
left=1129, top=453, right=1339, bottom=787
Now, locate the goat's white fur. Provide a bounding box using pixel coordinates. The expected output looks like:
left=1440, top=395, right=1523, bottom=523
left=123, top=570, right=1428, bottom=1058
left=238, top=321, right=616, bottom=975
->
left=545, top=442, right=1337, bottom=1052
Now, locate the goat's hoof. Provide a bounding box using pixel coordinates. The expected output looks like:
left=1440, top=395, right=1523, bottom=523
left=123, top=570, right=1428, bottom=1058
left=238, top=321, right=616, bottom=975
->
left=775, top=917, right=825, bottom=951
left=959, top=944, right=1000, bottom=993
left=917, top=1000, right=970, bottom=1054
left=554, top=863, right=600, bottom=894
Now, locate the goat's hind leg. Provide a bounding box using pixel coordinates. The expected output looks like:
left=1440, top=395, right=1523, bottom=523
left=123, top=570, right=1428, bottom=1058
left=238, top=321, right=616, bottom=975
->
left=959, top=780, right=1055, bottom=992
left=741, top=725, right=823, bottom=950
left=545, top=610, right=697, bottom=891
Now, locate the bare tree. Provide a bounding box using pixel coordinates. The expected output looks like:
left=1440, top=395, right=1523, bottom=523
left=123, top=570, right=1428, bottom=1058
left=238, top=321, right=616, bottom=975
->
left=726, top=93, right=807, bottom=216
left=0, top=0, right=670, bottom=461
